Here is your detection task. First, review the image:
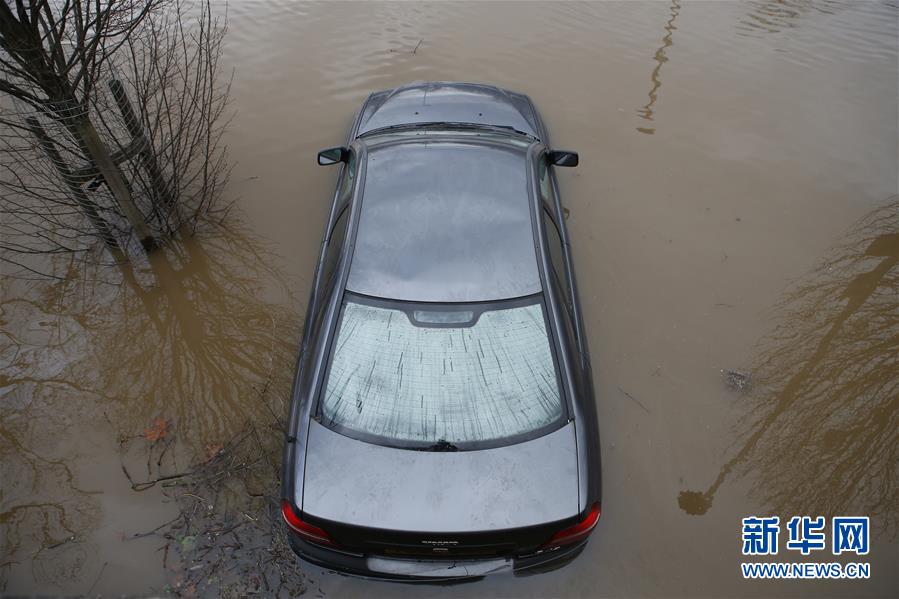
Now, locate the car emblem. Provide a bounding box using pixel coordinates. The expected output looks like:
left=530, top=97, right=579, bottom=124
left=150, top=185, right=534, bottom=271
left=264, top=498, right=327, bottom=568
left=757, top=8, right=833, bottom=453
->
left=421, top=540, right=459, bottom=546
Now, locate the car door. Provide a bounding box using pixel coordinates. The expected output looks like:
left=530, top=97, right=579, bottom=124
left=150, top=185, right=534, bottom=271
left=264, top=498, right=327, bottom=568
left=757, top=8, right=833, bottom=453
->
left=537, top=152, right=586, bottom=370
left=536, top=149, right=602, bottom=509
left=302, top=151, right=356, bottom=355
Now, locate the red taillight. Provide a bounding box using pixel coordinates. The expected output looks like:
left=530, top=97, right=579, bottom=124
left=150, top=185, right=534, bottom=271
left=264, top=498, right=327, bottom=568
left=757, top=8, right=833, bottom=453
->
left=541, top=502, right=601, bottom=549
left=281, top=500, right=337, bottom=547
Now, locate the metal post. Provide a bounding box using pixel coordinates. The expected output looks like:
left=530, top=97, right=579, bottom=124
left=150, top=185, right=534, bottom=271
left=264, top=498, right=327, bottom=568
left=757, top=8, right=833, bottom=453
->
left=26, top=116, right=121, bottom=251
left=109, top=79, right=179, bottom=220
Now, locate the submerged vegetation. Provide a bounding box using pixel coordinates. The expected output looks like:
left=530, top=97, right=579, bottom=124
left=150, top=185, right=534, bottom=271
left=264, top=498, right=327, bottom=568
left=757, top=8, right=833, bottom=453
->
left=0, top=0, right=231, bottom=271
left=1, top=223, right=304, bottom=593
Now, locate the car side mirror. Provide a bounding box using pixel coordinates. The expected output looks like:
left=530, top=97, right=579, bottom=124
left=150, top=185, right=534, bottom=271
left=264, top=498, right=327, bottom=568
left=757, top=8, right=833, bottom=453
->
left=548, top=150, right=579, bottom=167
left=318, top=146, right=349, bottom=166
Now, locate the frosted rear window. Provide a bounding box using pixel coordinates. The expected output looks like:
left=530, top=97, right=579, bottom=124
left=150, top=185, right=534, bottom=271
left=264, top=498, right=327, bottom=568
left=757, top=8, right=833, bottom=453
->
left=321, top=300, right=562, bottom=446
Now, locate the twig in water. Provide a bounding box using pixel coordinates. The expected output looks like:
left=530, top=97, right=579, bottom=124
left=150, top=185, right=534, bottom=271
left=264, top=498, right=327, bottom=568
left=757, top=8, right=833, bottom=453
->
left=180, top=493, right=208, bottom=503
left=618, top=386, right=651, bottom=413
left=156, top=436, right=175, bottom=467
left=130, top=470, right=195, bottom=491
left=86, top=561, right=108, bottom=596
left=46, top=535, right=76, bottom=550
left=120, top=463, right=135, bottom=485
left=127, top=514, right=184, bottom=540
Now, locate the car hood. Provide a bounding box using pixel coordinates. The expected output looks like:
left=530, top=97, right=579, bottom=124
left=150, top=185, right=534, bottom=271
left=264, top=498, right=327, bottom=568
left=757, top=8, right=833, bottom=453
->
left=356, top=81, right=542, bottom=140
left=300, top=420, right=579, bottom=533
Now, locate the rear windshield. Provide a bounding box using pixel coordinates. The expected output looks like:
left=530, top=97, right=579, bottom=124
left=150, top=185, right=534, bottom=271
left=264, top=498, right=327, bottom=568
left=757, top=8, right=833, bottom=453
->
left=319, top=295, right=564, bottom=449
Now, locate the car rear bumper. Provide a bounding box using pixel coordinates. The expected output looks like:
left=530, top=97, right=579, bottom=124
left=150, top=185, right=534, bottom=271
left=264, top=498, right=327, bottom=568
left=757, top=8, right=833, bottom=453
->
left=287, top=533, right=586, bottom=581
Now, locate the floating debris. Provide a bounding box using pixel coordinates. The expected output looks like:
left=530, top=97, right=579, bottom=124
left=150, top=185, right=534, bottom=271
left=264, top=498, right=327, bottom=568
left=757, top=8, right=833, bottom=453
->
left=617, top=386, right=651, bottom=413
left=143, top=417, right=170, bottom=442
left=721, top=368, right=752, bottom=392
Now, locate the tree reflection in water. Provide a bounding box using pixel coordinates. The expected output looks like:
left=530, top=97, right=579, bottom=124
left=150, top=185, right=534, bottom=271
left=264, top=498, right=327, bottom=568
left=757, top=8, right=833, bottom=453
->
left=679, top=199, right=898, bottom=536
left=635, top=0, right=680, bottom=135
left=1, top=222, right=302, bottom=591
left=46, top=223, right=298, bottom=447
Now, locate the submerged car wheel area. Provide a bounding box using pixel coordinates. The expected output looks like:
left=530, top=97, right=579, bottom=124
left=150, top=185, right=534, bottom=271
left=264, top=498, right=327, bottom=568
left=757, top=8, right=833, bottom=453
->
left=282, top=81, right=601, bottom=580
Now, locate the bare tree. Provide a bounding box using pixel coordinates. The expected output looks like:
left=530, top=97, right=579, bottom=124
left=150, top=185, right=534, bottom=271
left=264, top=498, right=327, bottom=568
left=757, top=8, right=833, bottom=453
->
left=0, top=0, right=230, bottom=272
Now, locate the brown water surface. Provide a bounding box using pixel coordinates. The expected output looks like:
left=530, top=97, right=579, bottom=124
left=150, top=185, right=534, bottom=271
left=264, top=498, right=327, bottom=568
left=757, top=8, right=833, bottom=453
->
left=2, top=1, right=897, bottom=596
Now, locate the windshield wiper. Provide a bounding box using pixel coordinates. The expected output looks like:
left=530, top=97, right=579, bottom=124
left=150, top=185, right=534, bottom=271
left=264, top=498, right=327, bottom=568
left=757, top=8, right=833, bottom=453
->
left=360, top=121, right=534, bottom=140
left=423, top=439, right=459, bottom=452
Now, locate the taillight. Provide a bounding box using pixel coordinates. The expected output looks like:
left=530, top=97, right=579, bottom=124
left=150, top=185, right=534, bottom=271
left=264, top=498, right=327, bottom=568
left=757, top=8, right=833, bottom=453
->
left=281, top=500, right=337, bottom=547
left=541, top=502, right=601, bottom=549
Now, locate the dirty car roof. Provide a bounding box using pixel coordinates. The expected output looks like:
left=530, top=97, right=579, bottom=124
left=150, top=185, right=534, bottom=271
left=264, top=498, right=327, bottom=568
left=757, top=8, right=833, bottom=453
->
left=346, top=139, right=541, bottom=303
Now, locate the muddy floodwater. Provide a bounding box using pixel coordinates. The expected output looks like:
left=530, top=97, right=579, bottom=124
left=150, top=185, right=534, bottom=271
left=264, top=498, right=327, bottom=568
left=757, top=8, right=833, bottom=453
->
left=2, top=1, right=898, bottom=596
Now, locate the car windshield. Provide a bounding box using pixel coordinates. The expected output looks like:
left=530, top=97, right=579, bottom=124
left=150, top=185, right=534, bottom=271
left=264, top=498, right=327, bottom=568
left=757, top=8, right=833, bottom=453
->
left=319, top=295, right=564, bottom=449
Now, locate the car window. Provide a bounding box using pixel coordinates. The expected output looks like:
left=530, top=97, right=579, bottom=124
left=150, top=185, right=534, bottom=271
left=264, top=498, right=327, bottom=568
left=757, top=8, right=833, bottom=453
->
left=543, top=209, right=580, bottom=363
left=538, top=153, right=558, bottom=218
left=321, top=206, right=349, bottom=289
left=309, top=206, right=350, bottom=341
left=336, top=152, right=356, bottom=208
left=309, top=154, right=356, bottom=343
left=543, top=209, right=572, bottom=312
left=320, top=296, right=564, bottom=448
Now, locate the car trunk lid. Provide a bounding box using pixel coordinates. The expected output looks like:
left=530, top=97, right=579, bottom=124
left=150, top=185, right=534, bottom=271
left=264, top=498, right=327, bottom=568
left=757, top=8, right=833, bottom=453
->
left=299, top=420, right=579, bottom=556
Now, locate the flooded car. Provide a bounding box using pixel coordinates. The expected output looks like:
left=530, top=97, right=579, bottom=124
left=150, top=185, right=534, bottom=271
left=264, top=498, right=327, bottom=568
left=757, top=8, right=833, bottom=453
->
left=281, top=82, right=601, bottom=580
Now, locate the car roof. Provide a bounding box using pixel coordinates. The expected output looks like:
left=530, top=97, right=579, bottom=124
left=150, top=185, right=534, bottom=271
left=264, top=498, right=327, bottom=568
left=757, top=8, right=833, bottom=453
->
left=345, top=135, right=542, bottom=303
